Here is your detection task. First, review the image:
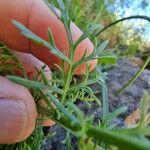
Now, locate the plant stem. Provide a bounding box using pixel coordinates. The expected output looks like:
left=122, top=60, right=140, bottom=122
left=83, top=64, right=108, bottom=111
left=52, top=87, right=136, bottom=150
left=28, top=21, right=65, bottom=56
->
left=39, top=107, right=150, bottom=150
left=115, top=56, right=150, bottom=95
left=58, top=119, right=150, bottom=150
left=87, top=126, right=150, bottom=150
left=61, top=64, right=73, bottom=103
left=95, top=15, right=150, bottom=36
left=61, top=47, right=76, bottom=103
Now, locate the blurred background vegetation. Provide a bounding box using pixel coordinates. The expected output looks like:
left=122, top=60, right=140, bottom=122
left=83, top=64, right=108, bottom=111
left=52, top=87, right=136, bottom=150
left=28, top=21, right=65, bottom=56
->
left=52, top=0, right=150, bottom=66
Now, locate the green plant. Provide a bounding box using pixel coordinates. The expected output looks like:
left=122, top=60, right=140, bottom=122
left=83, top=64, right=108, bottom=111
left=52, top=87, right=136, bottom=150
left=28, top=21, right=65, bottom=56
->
left=1, top=0, right=150, bottom=150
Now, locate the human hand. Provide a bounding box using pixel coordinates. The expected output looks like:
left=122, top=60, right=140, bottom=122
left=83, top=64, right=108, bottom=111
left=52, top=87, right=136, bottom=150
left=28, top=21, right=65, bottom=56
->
left=0, top=0, right=96, bottom=144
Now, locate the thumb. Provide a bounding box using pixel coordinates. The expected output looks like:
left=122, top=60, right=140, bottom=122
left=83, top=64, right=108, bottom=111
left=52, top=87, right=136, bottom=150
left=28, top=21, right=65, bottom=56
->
left=0, top=76, right=37, bottom=144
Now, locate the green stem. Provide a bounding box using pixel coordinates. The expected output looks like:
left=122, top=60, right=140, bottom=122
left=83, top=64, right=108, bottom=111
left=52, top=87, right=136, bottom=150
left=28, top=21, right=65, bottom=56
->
left=87, top=126, right=150, bottom=150
left=39, top=107, right=150, bottom=150
left=61, top=49, right=78, bottom=103
left=59, top=120, right=150, bottom=150
left=115, top=56, right=150, bottom=95
left=61, top=64, right=73, bottom=103
left=95, top=15, right=150, bottom=36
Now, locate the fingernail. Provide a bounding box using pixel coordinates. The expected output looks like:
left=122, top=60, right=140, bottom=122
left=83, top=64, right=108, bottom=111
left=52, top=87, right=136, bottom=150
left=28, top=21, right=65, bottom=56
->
left=0, top=99, right=28, bottom=144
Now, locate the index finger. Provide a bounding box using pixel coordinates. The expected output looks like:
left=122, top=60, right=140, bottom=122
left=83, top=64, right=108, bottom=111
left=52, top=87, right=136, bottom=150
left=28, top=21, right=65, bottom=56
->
left=0, top=0, right=97, bottom=74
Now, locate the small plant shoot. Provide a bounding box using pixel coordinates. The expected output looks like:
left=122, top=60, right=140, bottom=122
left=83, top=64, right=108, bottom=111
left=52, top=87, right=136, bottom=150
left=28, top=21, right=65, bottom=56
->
left=0, top=0, right=150, bottom=150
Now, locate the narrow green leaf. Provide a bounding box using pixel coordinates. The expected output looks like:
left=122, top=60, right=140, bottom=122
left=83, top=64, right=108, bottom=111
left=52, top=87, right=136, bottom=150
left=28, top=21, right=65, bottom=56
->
left=65, top=102, right=85, bottom=122
left=57, top=0, right=65, bottom=11
left=73, top=41, right=108, bottom=70
left=138, top=92, right=149, bottom=128
left=94, top=40, right=109, bottom=56
left=47, top=92, right=79, bottom=124
left=98, top=55, right=117, bottom=64
left=12, top=20, right=71, bottom=64
left=44, top=0, right=60, bottom=18
left=47, top=28, right=56, bottom=47
left=101, top=80, right=109, bottom=124
left=72, top=54, right=94, bottom=70
left=13, top=20, right=46, bottom=45
left=8, top=75, right=63, bottom=94
left=74, top=24, right=101, bottom=49
left=102, top=106, right=127, bottom=127
left=69, top=77, right=100, bottom=92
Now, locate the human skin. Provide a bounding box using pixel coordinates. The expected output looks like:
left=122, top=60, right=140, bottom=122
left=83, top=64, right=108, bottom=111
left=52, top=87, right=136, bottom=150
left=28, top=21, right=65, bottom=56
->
left=0, top=0, right=97, bottom=144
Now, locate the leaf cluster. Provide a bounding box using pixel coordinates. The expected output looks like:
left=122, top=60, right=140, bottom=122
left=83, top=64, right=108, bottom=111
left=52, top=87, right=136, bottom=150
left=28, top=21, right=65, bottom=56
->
left=0, top=0, right=150, bottom=150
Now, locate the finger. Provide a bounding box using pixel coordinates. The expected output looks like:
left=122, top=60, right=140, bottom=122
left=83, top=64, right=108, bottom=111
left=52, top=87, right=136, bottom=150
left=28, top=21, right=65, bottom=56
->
left=0, top=76, right=37, bottom=144
left=0, top=0, right=97, bottom=74
left=0, top=0, right=30, bottom=52
left=14, top=51, right=55, bottom=127
left=13, top=50, right=51, bottom=80
left=0, top=50, right=54, bottom=144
